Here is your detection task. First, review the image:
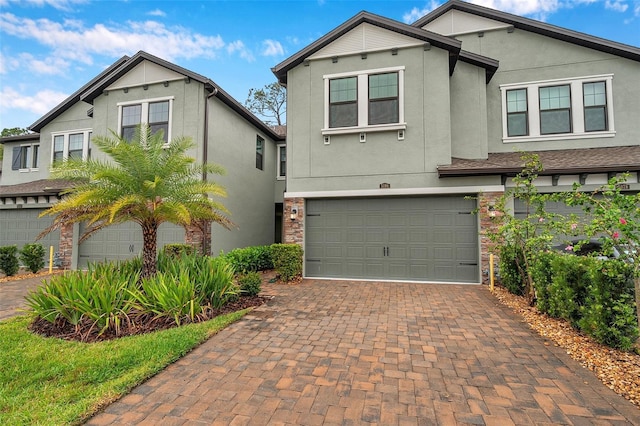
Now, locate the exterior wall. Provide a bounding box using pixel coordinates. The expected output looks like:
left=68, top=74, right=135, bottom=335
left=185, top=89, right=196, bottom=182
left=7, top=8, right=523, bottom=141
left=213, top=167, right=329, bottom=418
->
left=455, top=28, right=640, bottom=154
left=449, top=60, right=488, bottom=160
left=286, top=45, right=456, bottom=193
left=477, top=191, right=503, bottom=284
left=283, top=197, right=304, bottom=247
left=207, top=96, right=279, bottom=253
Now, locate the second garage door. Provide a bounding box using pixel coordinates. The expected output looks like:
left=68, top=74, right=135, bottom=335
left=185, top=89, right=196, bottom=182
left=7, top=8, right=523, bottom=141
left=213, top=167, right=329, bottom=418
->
left=305, top=196, right=479, bottom=283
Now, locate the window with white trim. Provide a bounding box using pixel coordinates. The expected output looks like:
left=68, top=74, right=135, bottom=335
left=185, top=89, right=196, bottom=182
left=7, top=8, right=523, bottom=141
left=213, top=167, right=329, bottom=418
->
left=500, top=74, right=614, bottom=142
left=276, top=144, right=286, bottom=180
left=51, top=130, right=92, bottom=163
left=12, top=143, right=39, bottom=171
left=118, top=97, right=173, bottom=143
left=323, top=66, right=405, bottom=135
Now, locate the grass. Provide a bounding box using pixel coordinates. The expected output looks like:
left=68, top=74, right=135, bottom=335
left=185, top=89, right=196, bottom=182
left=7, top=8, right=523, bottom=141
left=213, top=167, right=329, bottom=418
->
left=0, top=310, right=248, bottom=425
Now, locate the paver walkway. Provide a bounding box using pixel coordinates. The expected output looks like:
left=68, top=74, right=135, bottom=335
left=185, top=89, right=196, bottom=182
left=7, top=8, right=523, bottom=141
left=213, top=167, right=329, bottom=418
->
left=83, top=280, right=639, bottom=425
left=0, top=275, right=47, bottom=320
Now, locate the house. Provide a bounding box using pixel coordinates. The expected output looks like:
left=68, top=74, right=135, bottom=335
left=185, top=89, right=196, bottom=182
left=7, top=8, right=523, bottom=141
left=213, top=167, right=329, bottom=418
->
left=272, top=0, right=640, bottom=284
left=0, top=51, right=286, bottom=269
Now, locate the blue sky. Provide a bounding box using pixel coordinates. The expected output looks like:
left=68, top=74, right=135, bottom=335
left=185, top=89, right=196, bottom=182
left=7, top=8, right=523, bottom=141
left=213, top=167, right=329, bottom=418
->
left=0, top=0, right=638, bottom=130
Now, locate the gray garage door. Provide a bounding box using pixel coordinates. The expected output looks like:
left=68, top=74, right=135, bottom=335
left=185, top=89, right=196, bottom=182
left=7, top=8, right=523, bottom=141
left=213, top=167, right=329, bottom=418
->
left=0, top=208, right=60, bottom=267
left=305, top=196, right=479, bottom=283
left=78, top=222, right=185, bottom=269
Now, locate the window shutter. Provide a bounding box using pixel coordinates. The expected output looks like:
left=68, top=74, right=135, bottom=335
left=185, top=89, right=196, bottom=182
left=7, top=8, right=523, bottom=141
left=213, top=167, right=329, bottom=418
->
left=11, top=147, right=22, bottom=170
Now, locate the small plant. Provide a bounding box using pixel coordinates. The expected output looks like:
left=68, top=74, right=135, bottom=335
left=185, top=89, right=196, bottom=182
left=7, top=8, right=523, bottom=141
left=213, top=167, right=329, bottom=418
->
left=162, top=243, right=195, bottom=258
left=19, top=243, right=45, bottom=273
left=0, top=245, right=20, bottom=276
left=270, top=243, right=303, bottom=282
left=238, top=271, right=262, bottom=296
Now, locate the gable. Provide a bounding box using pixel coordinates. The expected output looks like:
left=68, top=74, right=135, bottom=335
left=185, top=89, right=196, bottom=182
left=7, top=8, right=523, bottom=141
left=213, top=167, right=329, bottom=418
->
left=308, top=22, right=425, bottom=60
left=421, top=9, right=511, bottom=36
left=106, top=60, right=186, bottom=91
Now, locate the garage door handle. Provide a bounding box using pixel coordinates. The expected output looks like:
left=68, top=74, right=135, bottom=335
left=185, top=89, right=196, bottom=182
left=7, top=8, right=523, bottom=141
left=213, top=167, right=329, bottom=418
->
left=459, top=262, right=478, bottom=266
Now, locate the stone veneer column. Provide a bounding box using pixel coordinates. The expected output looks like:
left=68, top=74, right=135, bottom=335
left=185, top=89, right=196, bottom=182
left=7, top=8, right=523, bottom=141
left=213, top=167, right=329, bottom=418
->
left=185, top=220, right=212, bottom=255
left=58, top=222, right=74, bottom=270
left=283, top=197, right=304, bottom=247
left=478, top=191, right=504, bottom=285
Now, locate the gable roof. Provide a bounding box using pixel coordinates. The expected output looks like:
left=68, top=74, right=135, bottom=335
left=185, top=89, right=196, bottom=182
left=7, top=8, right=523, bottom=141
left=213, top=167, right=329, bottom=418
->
left=30, top=51, right=283, bottom=141
left=29, top=55, right=130, bottom=132
left=413, top=0, right=640, bottom=63
left=437, top=146, right=640, bottom=177
left=272, top=11, right=462, bottom=85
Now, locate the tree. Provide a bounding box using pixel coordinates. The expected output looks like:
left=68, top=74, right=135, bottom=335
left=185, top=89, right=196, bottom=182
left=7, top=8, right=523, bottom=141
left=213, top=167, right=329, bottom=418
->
left=39, top=126, right=232, bottom=278
left=245, top=82, right=286, bottom=126
left=1, top=127, right=30, bottom=162
left=1, top=127, right=29, bottom=137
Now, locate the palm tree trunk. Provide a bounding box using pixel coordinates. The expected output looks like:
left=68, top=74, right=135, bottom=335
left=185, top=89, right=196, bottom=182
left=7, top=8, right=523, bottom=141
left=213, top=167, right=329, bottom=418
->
left=141, top=220, right=158, bottom=279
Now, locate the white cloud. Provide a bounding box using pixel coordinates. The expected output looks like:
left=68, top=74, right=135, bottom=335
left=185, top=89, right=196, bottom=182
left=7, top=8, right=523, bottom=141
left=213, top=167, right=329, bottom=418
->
left=148, top=9, right=166, bottom=17
left=262, top=39, right=284, bottom=57
left=605, top=0, right=629, bottom=12
left=18, top=52, right=69, bottom=75
left=0, top=52, right=20, bottom=74
left=0, top=13, right=226, bottom=63
left=403, top=0, right=610, bottom=24
left=0, top=86, right=68, bottom=116
left=0, top=0, right=86, bottom=11
left=227, top=40, right=255, bottom=62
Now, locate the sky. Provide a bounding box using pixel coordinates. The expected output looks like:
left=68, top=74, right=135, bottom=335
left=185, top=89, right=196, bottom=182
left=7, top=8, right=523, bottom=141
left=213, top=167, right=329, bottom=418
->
left=0, top=0, right=639, bottom=131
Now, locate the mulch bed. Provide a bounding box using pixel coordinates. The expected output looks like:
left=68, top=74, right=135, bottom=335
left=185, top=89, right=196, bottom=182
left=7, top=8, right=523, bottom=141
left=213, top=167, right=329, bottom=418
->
left=491, top=285, right=640, bottom=409
left=29, top=295, right=268, bottom=343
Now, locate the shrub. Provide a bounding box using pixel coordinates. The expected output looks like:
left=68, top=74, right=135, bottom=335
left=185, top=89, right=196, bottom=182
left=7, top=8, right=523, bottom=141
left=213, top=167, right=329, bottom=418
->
left=0, top=245, right=20, bottom=276
left=270, top=244, right=303, bottom=283
left=497, top=244, right=525, bottom=295
left=196, top=256, right=239, bottom=309
left=548, top=255, right=593, bottom=326
left=530, top=251, right=555, bottom=313
left=238, top=271, right=262, bottom=296
left=162, top=244, right=195, bottom=258
left=578, top=259, right=638, bottom=350
left=19, top=243, right=45, bottom=273
left=224, top=245, right=273, bottom=273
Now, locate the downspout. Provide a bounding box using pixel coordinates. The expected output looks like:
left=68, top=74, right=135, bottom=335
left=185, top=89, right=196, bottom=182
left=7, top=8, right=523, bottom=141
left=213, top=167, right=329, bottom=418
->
left=202, top=86, right=218, bottom=255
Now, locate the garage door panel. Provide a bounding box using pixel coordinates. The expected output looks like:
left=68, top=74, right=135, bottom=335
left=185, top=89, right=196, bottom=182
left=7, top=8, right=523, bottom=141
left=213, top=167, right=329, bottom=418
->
left=305, top=196, right=479, bottom=282
left=0, top=209, right=60, bottom=267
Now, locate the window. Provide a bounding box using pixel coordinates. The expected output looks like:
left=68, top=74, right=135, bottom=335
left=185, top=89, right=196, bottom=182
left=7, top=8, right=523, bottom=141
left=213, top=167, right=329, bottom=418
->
left=11, top=143, right=39, bottom=171
left=50, top=130, right=92, bottom=163
left=118, top=98, right=173, bottom=143
left=323, top=66, right=405, bottom=135
left=369, top=72, right=398, bottom=125
left=506, top=89, right=528, bottom=137
left=583, top=81, right=607, bottom=132
left=256, top=136, right=264, bottom=170
left=500, top=74, right=614, bottom=142
left=277, top=144, right=286, bottom=179
left=329, top=77, right=357, bottom=128
left=539, top=85, right=571, bottom=135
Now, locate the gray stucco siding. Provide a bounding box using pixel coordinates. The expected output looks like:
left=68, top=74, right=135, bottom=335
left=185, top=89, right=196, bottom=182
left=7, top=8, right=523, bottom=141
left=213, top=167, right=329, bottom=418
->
left=286, top=45, right=455, bottom=194
left=456, top=29, right=640, bottom=154
left=207, top=97, right=278, bottom=253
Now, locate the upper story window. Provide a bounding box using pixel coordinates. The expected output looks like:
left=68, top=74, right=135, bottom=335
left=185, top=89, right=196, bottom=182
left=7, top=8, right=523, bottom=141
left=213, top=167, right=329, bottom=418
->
left=12, top=143, right=39, bottom=172
left=323, top=66, right=405, bottom=135
left=256, top=136, right=264, bottom=170
left=51, top=130, right=92, bottom=163
left=118, top=97, right=173, bottom=143
left=277, top=144, right=286, bottom=180
left=500, top=74, right=614, bottom=142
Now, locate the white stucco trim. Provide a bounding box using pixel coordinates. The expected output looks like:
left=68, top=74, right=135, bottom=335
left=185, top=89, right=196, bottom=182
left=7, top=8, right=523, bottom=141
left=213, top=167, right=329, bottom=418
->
left=285, top=185, right=505, bottom=199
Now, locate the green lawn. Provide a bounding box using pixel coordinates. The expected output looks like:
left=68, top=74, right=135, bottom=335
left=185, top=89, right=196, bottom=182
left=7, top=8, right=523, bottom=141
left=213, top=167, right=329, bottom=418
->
left=0, top=311, right=247, bottom=425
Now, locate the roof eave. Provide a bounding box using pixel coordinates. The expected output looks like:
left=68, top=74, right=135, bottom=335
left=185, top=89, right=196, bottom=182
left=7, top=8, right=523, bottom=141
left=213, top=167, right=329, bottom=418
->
left=438, top=165, right=640, bottom=178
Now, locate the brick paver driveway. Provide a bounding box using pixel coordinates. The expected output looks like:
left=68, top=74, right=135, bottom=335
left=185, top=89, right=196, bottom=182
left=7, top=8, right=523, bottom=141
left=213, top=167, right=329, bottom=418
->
left=86, top=280, right=639, bottom=425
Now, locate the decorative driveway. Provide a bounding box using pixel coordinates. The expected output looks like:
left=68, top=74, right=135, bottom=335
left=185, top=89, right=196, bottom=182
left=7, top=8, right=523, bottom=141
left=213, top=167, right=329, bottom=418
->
left=81, top=280, right=639, bottom=425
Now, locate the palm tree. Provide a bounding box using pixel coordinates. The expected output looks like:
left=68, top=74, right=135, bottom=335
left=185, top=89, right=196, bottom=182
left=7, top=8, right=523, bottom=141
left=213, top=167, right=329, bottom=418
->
left=39, top=126, right=232, bottom=278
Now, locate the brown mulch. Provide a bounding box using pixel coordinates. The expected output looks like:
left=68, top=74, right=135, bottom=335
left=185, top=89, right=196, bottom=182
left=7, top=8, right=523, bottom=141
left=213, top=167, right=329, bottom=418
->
left=491, top=285, right=640, bottom=409
left=0, top=269, right=62, bottom=284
